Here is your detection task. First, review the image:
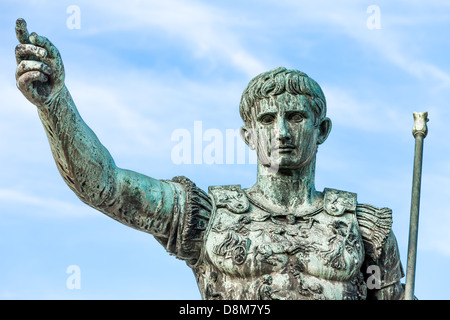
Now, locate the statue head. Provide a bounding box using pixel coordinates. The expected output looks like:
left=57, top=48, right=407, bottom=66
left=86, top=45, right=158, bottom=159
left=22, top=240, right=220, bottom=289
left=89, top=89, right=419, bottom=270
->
left=239, top=67, right=332, bottom=172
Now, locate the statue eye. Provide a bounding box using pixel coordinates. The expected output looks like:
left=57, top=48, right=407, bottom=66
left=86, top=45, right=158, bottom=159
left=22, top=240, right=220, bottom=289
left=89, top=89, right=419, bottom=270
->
left=259, top=114, right=275, bottom=124
left=287, top=112, right=304, bottom=123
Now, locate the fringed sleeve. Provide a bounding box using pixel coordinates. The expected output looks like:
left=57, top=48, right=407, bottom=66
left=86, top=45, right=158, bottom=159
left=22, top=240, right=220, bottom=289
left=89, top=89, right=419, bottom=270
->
left=153, top=176, right=212, bottom=266
left=357, top=203, right=405, bottom=299
left=356, top=203, right=393, bottom=260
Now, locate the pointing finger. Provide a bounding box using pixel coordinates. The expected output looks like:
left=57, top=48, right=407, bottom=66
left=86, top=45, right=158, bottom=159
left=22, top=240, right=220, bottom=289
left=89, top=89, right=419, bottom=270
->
left=15, top=18, right=31, bottom=44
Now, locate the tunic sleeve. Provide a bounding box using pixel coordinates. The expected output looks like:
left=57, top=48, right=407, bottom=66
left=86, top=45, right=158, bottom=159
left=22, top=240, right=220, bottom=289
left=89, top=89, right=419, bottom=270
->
left=356, top=203, right=405, bottom=299
left=364, top=231, right=405, bottom=300
left=153, top=176, right=212, bottom=265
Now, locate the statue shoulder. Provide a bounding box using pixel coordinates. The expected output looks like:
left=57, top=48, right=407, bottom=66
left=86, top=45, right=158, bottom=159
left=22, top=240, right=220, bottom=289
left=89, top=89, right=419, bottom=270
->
left=322, top=188, right=357, bottom=216
left=355, top=202, right=393, bottom=260
left=208, top=185, right=250, bottom=214
left=322, top=188, right=393, bottom=260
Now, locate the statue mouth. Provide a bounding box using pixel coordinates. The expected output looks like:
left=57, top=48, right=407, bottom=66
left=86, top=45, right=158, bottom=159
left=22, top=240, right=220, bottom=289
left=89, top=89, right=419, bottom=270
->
left=277, top=145, right=296, bottom=153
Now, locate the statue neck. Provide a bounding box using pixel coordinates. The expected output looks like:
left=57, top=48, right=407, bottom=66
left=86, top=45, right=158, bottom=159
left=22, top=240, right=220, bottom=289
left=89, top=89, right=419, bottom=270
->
left=249, top=157, right=319, bottom=213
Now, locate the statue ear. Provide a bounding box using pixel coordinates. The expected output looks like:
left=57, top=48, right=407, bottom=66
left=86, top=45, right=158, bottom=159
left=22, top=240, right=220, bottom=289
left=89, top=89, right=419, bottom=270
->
left=317, top=117, right=332, bottom=145
left=240, top=126, right=256, bottom=150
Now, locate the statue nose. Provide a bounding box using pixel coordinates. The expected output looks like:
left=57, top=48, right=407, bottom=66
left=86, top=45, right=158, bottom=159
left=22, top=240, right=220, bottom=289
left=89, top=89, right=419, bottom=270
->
left=277, top=119, right=291, bottom=142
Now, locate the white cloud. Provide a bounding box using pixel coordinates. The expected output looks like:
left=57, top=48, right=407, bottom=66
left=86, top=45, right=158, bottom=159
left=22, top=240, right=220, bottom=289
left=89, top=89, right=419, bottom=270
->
left=65, top=68, right=244, bottom=162
left=282, top=1, right=450, bottom=89
left=68, top=80, right=163, bottom=156
left=322, top=85, right=408, bottom=133
left=0, top=188, right=92, bottom=219
left=83, top=0, right=267, bottom=77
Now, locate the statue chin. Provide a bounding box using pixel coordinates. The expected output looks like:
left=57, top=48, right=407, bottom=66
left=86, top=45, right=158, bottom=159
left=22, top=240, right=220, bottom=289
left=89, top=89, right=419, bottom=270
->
left=259, top=154, right=315, bottom=174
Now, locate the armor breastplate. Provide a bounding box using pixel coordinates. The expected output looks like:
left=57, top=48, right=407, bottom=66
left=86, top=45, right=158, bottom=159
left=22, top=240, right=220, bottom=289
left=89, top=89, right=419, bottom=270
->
left=193, top=185, right=367, bottom=300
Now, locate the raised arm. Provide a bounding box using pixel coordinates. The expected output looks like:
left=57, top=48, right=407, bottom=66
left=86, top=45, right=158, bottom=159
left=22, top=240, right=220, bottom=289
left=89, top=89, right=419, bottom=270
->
left=14, top=19, right=211, bottom=263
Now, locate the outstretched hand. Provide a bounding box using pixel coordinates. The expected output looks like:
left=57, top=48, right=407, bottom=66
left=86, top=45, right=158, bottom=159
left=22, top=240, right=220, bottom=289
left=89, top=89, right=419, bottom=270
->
left=15, top=18, right=65, bottom=107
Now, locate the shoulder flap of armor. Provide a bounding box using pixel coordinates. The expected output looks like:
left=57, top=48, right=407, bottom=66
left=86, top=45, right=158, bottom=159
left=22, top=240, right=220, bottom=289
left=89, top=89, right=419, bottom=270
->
left=323, top=188, right=357, bottom=216
left=356, top=203, right=393, bottom=260
left=208, top=185, right=249, bottom=214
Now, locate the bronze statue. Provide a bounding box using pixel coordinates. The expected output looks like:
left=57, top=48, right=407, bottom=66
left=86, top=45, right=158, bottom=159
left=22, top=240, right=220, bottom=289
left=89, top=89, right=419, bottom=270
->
left=14, top=18, right=406, bottom=300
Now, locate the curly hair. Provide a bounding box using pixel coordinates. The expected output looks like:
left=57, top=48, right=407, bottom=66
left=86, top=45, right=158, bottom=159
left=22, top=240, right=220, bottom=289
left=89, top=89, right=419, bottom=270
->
left=239, top=67, right=327, bottom=127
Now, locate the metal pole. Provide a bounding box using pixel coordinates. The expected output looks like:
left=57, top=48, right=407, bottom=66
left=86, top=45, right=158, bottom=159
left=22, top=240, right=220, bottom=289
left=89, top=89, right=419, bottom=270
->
left=405, top=111, right=428, bottom=300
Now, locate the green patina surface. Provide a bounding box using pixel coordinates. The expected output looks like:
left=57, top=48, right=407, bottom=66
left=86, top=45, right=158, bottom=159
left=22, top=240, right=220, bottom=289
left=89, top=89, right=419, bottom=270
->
left=15, top=18, right=407, bottom=300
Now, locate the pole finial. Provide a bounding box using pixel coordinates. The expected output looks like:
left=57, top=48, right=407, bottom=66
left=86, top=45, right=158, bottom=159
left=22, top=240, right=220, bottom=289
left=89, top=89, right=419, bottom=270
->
left=412, top=112, right=429, bottom=138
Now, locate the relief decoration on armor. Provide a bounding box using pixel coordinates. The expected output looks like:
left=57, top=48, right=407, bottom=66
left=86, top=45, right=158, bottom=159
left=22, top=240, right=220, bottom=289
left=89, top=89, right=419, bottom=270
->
left=204, top=186, right=365, bottom=300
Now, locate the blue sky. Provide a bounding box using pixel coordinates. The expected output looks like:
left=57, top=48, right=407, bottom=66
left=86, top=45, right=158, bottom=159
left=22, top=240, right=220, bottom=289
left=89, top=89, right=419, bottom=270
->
left=1, top=0, right=449, bottom=299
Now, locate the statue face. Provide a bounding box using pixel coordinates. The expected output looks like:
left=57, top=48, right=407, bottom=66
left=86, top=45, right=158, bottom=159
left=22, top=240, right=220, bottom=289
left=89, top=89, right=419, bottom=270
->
left=242, top=93, right=331, bottom=172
